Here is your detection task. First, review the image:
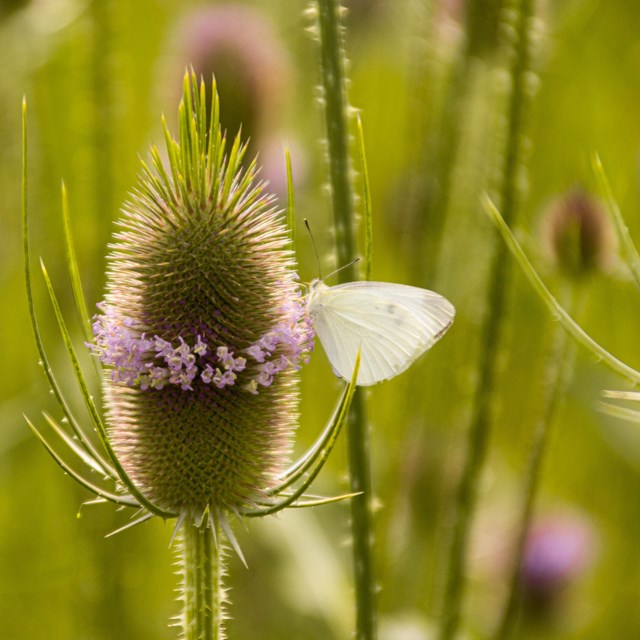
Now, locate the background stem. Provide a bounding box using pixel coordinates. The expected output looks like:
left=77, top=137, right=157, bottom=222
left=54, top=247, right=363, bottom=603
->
left=439, top=0, right=537, bottom=637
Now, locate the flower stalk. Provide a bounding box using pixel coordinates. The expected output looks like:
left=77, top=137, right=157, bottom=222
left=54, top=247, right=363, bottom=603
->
left=485, top=179, right=640, bottom=636
left=314, top=1, right=376, bottom=638
left=178, top=520, right=226, bottom=640
left=495, top=189, right=615, bottom=635
left=484, top=195, right=640, bottom=384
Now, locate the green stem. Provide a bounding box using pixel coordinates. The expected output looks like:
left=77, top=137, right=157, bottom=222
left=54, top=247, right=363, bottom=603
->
left=494, top=285, right=582, bottom=639
left=346, top=394, right=376, bottom=640
left=315, top=2, right=376, bottom=639
left=180, top=520, right=226, bottom=640
left=439, top=1, right=537, bottom=638
left=316, top=0, right=358, bottom=281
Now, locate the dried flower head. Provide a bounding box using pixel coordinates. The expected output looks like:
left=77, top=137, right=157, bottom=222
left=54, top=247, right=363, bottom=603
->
left=541, top=188, right=615, bottom=279
left=88, top=74, right=313, bottom=520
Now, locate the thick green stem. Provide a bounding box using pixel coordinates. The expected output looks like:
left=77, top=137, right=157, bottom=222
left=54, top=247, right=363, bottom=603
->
left=315, top=1, right=376, bottom=638
left=316, top=0, right=358, bottom=281
left=180, top=520, right=226, bottom=640
left=346, top=393, right=376, bottom=640
left=439, top=0, right=537, bottom=638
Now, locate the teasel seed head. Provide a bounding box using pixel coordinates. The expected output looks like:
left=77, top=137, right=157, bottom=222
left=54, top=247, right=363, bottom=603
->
left=541, top=188, right=615, bottom=280
left=89, top=74, right=314, bottom=521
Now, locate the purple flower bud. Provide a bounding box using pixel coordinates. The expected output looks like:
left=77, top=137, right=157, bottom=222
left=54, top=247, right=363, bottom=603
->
left=521, top=512, right=596, bottom=610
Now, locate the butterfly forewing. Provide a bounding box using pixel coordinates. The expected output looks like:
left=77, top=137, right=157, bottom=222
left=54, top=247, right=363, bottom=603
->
left=308, top=281, right=454, bottom=386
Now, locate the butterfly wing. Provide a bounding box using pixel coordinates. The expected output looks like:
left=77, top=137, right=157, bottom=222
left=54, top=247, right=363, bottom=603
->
left=309, top=281, right=454, bottom=386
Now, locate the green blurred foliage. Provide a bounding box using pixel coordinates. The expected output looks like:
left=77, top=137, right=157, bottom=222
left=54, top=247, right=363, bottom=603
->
left=3, top=0, right=640, bottom=638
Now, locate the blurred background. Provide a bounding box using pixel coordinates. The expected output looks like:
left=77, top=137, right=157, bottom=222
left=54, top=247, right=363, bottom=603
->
left=3, top=0, right=640, bottom=638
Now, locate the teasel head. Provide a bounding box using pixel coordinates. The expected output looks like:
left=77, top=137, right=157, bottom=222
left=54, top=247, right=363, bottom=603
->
left=541, top=188, right=615, bottom=280
left=89, top=73, right=315, bottom=522
left=22, top=73, right=361, bottom=639
left=24, top=74, right=358, bottom=546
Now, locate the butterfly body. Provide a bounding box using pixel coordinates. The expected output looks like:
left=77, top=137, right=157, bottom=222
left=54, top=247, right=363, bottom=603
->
left=306, top=279, right=454, bottom=386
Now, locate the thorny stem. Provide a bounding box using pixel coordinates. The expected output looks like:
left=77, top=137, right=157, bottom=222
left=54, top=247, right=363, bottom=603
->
left=180, top=520, right=225, bottom=640
left=315, top=1, right=377, bottom=639
left=316, top=0, right=357, bottom=280
left=439, top=0, right=538, bottom=638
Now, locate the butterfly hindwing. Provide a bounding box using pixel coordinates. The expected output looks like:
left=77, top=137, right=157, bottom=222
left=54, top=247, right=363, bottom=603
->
left=308, top=281, right=454, bottom=386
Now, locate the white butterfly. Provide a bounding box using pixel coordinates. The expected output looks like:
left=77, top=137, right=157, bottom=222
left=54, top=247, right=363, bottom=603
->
left=306, top=280, right=455, bottom=386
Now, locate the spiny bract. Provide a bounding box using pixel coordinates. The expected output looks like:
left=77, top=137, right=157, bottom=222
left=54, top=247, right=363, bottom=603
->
left=89, top=75, right=314, bottom=519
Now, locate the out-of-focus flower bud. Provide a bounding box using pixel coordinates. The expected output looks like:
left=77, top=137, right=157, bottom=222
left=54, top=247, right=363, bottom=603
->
left=521, top=512, right=596, bottom=612
left=541, top=189, right=615, bottom=279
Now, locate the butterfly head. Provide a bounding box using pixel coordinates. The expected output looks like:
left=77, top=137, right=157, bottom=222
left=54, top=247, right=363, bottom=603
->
left=305, top=279, right=329, bottom=316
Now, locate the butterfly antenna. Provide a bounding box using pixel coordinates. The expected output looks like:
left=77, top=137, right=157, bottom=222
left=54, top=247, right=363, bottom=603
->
left=304, top=218, right=322, bottom=279
left=324, top=257, right=360, bottom=282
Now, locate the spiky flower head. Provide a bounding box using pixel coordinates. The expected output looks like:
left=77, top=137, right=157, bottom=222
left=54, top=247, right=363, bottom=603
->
left=89, top=74, right=313, bottom=521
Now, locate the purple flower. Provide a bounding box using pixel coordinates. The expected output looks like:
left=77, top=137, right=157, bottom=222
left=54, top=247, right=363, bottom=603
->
left=521, top=512, right=596, bottom=609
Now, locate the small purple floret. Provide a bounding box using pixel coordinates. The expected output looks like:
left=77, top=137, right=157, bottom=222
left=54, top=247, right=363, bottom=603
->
left=89, top=287, right=314, bottom=393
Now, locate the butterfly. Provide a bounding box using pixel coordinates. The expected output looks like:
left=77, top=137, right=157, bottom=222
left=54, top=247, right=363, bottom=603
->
left=306, top=279, right=455, bottom=386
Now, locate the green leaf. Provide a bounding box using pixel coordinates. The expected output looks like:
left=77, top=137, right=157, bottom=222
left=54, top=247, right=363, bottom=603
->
left=40, top=260, right=175, bottom=518
left=25, top=415, right=139, bottom=508
left=593, top=154, right=640, bottom=289
left=285, top=147, right=296, bottom=250
left=42, top=412, right=108, bottom=476
left=22, top=99, right=118, bottom=480
left=61, top=182, right=93, bottom=344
